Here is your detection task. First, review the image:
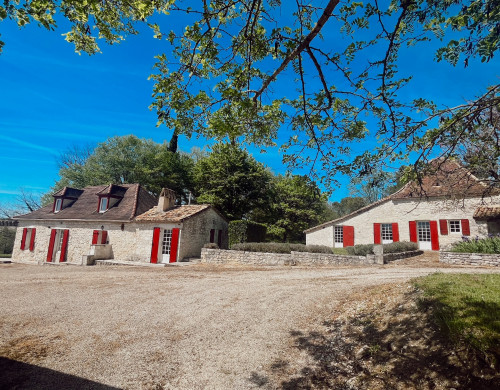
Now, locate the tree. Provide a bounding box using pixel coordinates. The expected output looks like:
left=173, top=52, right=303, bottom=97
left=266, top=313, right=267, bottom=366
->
left=0, top=226, right=15, bottom=254
left=438, top=103, right=500, bottom=184
left=2, top=1, right=500, bottom=189
left=48, top=135, right=195, bottom=202
left=261, top=175, right=327, bottom=243
left=194, top=143, right=272, bottom=220
left=327, top=197, right=368, bottom=220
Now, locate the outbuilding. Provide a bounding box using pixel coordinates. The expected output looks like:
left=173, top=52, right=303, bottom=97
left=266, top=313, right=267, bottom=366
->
left=12, top=184, right=228, bottom=265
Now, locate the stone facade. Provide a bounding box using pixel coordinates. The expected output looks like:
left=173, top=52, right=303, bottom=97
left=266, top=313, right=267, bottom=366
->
left=440, top=251, right=500, bottom=267
left=13, top=212, right=228, bottom=265
left=306, top=195, right=500, bottom=251
left=200, top=248, right=421, bottom=266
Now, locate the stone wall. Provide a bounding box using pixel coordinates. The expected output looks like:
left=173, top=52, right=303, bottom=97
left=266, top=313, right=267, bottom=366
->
left=440, top=251, right=500, bottom=267
left=179, top=208, right=228, bottom=260
left=200, top=248, right=375, bottom=266
left=306, top=195, right=500, bottom=250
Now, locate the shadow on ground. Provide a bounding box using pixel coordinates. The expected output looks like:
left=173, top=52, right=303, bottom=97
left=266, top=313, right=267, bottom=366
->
left=0, top=357, right=120, bottom=390
left=262, top=286, right=500, bottom=390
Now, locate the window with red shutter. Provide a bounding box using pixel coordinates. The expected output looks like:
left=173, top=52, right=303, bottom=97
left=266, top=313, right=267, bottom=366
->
left=373, top=223, right=381, bottom=244
left=461, top=219, right=471, bottom=236
left=439, top=220, right=449, bottom=235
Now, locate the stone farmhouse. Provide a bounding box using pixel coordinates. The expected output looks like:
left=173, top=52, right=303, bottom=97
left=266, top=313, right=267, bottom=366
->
left=306, top=159, right=500, bottom=251
left=12, top=184, right=228, bottom=265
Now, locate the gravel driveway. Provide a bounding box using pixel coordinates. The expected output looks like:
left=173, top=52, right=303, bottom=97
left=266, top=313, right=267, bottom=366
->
left=1, top=261, right=498, bottom=389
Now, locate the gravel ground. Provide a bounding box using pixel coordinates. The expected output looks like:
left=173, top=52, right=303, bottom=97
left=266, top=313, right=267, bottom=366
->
left=1, top=258, right=499, bottom=389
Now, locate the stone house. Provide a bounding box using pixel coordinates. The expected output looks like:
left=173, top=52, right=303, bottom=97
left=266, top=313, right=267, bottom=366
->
left=305, top=159, right=500, bottom=251
left=12, top=184, right=228, bottom=265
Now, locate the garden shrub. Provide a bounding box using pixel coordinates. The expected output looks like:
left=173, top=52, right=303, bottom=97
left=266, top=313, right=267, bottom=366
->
left=346, top=241, right=417, bottom=256
left=230, top=242, right=333, bottom=254
left=229, top=220, right=267, bottom=247
left=346, top=244, right=374, bottom=256
left=383, top=241, right=418, bottom=253
left=203, top=242, right=219, bottom=249
left=451, top=237, right=500, bottom=254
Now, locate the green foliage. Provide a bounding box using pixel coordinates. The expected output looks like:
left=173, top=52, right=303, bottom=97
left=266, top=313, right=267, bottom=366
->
left=0, top=227, right=15, bottom=254
left=195, top=143, right=272, bottom=220
left=383, top=241, right=418, bottom=254
left=346, top=241, right=417, bottom=256
left=231, top=242, right=333, bottom=254
left=203, top=242, right=219, bottom=249
left=451, top=237, right=500, bottom=254
left=48, top=135, right=195, bottom=202
left=253, top=175, right=327, bottom=243
left=414, top=273, right=500, bottom=368
left=346, top=244, right=374, bottom=256
left=228, top=220, right=267, bottom=247
left=323, top=197, right=367, bottom=221
left=2, top=1, right=499, bottom=191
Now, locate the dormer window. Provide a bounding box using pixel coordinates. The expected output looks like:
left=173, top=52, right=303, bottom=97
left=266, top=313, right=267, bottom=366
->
left=99, top=197, right=109, bottom=213
left=54, top=198, right=63, bottom=213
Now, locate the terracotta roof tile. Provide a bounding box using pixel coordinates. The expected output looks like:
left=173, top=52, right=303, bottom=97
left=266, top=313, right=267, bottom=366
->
left=15, top=184, right=157, bottom=221
left=392, top=159, right=499, bottom=199
left=473, top=206, right=500, bottom=219
left=135, top=204, right=213, bottom=223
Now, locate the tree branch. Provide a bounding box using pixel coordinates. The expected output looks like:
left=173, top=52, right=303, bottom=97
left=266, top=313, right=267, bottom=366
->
left=252, top=0, right=339, bottom=102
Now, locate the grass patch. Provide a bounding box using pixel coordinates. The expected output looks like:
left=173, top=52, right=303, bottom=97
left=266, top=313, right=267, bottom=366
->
left=414, top=273, right=500, bottom=368
left=332, top=248, right=348, bottom=255
left=0, top=253, right=12, bottom=258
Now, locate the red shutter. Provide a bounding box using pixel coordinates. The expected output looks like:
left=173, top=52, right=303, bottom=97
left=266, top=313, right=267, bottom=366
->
left=59, top=230, right=69, bottom=262
left=373, top=223, right=381, bottom=244
left=439, top=219, right=448, bottom=235
left=101, top=231, right=108, bottom=244
left=170, top=228, right=180, bottom=263
left=409, top=221, right=417, bottom=242
left=29, top=228, right=36, bottom=251
left=210, top=229, right=215, bottom=243
left=217, top=230, right=223, bottom=247
left=343, top=226, right=355, bottom=247
left=150, top=227, right=161, bottom=264
left=46, top=229, right=57, bottom=262
left=461, top=219, right=470, bottom=236
left=20, top=228, right=27, bottom=250
left=92, top=230, right=99, bottom=244
left=392, top=223, right=399, bottom=242
left=430, top=221, right=440, bottom=251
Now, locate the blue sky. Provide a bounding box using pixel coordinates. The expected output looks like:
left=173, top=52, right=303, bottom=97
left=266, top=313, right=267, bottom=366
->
left=0, top=8, right=499, bottom=207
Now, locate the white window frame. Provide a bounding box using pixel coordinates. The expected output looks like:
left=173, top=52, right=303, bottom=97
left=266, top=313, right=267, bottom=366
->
left=99, top=197, right=109, bottom=213
left=54, top=198, right=62, bottom=213
left=449, top=220, right=461, bottom=234
left=381, top=223, right=393, bottom=243
left=23, top=228, right=35, bottom=251
left=334, top=226, right=343, bottom=248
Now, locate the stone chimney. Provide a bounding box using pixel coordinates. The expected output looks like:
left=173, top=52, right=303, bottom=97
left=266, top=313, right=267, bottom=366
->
left=158, top=188, right=177, bottom=212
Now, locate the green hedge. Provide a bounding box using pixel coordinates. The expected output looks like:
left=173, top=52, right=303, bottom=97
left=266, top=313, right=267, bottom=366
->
left=229, top=220, right=267, bottom=247
left=346, top=241, right=418, bottom=256
left=451, top=237, right=500, bottom=254
left=231, top=242, right=333, bottom=254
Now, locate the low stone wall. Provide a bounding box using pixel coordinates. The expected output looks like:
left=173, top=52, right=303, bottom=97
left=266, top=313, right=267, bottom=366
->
left=200, top=248, right=374, bottom=266
left=440, top=251, right=500, bottom=267
left=383, top=250, right=423, bottom=263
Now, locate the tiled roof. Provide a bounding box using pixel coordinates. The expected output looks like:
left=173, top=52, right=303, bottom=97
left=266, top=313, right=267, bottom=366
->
left=392, top=159, right=499, bottom=199
left=52, top=187, right=84, bottom=198
left=305, top=159, right=499, bottom=234
left=135, top=204, right=214, bottom=223
left=473, top=206, right=500, bottom=220
left=96, top=184, right=128, bottom=197
left=15, top=184, right=157, bottom=221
